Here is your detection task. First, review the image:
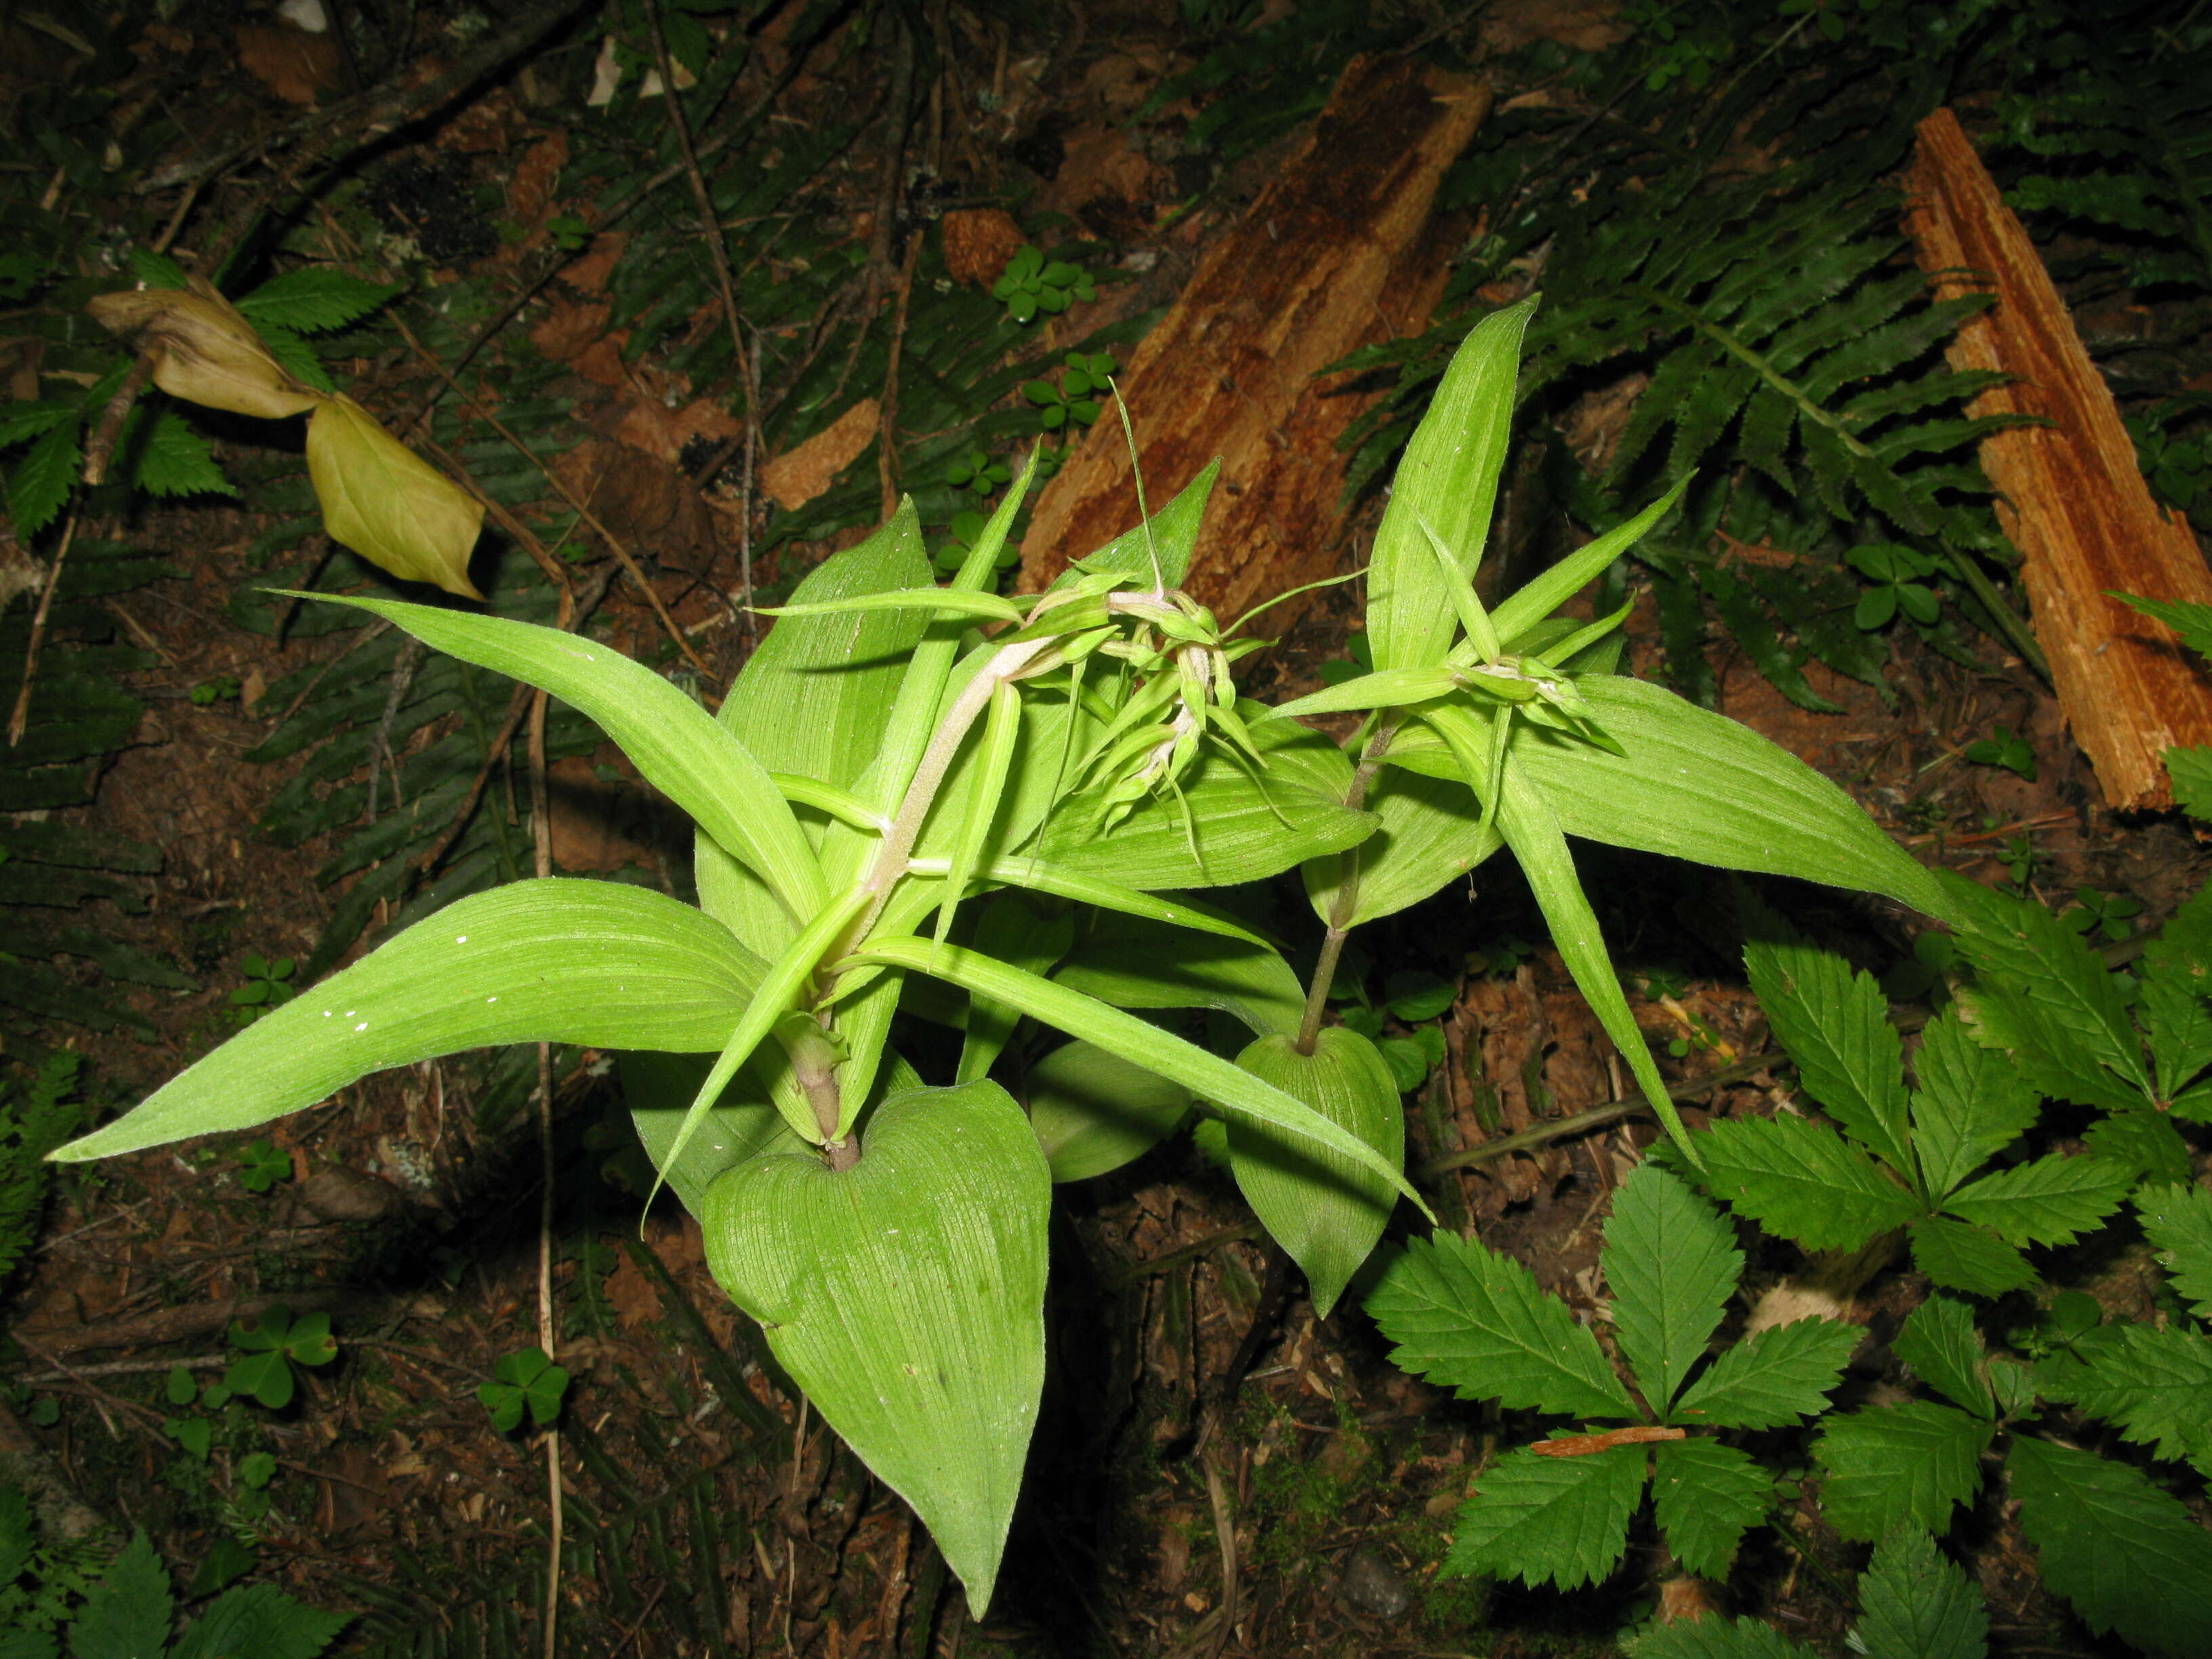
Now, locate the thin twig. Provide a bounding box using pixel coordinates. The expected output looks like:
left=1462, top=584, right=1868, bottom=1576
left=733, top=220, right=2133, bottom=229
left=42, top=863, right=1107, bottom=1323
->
left=13, top=1355, right=226, bottom=1385
left=642, top=0, right=753, bottom=403
left=5, top=508, right=77, bottom=747
left=390, top=313, right=712, bottom=679
left=527, top=563, right=580, bottom=1659
left=1418, top=1052, right=1774, bottom=1178
left=400, top=24, right=836, bottom=431
left=415, top=682, right=535, bottom=878
left=878, top=234, right=923, bottom=524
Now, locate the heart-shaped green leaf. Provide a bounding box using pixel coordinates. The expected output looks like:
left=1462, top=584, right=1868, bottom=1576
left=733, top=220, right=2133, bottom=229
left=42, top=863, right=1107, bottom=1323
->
left=1026, top=1039, right=1191, bottom=1181
left=1228, top=1029, right=1405, bottom=1315
left=703, top=1082, right=1048, bottom=1613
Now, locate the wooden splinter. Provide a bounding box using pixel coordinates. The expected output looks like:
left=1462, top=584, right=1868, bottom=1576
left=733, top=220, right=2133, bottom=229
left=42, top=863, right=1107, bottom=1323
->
left=1906, top=107, right=2212, bottom=813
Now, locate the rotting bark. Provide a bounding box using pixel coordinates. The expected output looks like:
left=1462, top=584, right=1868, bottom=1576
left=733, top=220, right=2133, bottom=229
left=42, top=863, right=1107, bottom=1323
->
left=1016, top=55, right=1491, bottom=631
left=1906, top=107, right=2212, bottom=813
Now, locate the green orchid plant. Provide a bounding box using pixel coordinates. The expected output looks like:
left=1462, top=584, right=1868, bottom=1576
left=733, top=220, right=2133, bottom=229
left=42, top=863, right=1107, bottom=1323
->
left=52, top=295, right=1948, bottom=1614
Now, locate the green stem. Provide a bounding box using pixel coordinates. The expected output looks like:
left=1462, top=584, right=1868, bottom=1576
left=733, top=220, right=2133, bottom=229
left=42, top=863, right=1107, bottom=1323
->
left=1294, top=714, right=1403, bottom=1054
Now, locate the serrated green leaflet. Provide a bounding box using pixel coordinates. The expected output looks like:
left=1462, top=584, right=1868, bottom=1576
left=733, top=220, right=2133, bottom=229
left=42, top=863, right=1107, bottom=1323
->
left=1650, top=1439, right=1767, bottom=1580
left=1910, top=1012, right=2040, bottom=1200
left=55, top=882, right=760, bottom=1161
left=703, top=1082, right=1046, bottom=1613
left=2139, top=1183, right=2212, bottom=1319
left=2039, top=1323, right=2212, bottom=1477
left=1907, top=1216, right=2035, bottom=1297
left=1671, top=1315, right=1857, bottom=1429
left=1855, top=1530, right=1990, bottom=1659
left=1687, top=1115, right=1919, bottom=1250
left=1742, top=904, right=1914, bottom=1179
left=1942, top=1153, right=2131, bottom=1248
left=1894, top=1294, right=1992, bottom=1418
left=1366, top=1232, right=1635, bottom=1419
left=1814, top=1400, right=1992, bottom=1540
left=1603, top=1164, right=1740, bottom=1414
left=2008, top=1435, right=2212, bottom=1658
left=1446, top=1443, right=1643, bottom=1591
left=1941, top=872, right=2152, bottom=1106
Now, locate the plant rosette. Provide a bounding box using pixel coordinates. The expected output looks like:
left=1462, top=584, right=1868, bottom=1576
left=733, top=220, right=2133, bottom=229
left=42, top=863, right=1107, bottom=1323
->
left=52, top=297, right=1957, bottom=1614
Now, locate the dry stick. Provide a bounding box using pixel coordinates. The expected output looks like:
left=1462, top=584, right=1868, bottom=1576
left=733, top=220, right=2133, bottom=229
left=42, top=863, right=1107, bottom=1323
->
left=163, top=0, right=598, bottom=274
left=5, top=509, right=77, bottom=749
left=7, top=351, right=160, bottom=745
left=1418, top=1050, right=1774, bottom=1179
left=388, top=312, right=713, bottom=680
left=642, top=0, right=754, bottom=408
left=403, top=30, right=834, bottom=434
left=415, top=682, right=535, bottom=878
left=877, top=235, right=924, bottom=525
left=527, top=566, right=574, bottom=1659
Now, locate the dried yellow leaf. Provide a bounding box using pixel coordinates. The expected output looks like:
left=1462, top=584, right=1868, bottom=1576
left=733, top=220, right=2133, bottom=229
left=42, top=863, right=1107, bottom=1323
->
left=85, top=279, right=320, bottom=420
left=307, top=395, right=485, bottom=599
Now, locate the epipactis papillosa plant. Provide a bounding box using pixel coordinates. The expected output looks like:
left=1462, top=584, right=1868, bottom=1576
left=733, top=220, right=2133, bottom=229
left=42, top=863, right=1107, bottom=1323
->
left=54, top=298, right=1951, bottom=1611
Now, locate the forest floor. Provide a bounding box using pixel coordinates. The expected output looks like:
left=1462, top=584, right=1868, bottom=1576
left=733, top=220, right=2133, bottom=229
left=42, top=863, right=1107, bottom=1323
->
left=3, top=2, right=2208, bottom=1657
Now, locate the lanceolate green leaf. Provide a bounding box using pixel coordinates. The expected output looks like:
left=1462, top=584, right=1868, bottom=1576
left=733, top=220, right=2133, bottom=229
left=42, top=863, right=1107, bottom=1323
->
left=1052, top=918, right=1306, bottom=1038
left=665, top=886, right=872, bottom=1170
left=54, top=882, right=763, bottom=1162
left=722, top=501, right=934, bottom=794
left=1464, top=721, right=1696, bottom=1162
left=1370, top=299, right=1535, bottom=672
left=755, top=588, right=1028, bottom=626
left=299, top=593, right=825, bottom=928
left=1366, top=1231, right=1637, bottom=1419
left=1024, top=1040, right=1191, bottom=1182
left=848, top=937, right=1427, bottom=1212
left=703, top=1082, right=1048, bottom=1614
left=1302, top=765, right=1504, bottom=930
left=1034, top=741, right=1377, bottom=890
left=1603, top=1165, right=1740, bottom=1414
left=947, top=857, right=1263, bottom=945
left=1487, top=471, right=1693, bottom=643
left=1054, top=461, right=1219, bottom=590
left=1390, top=676, right=1952, bottom=921
left=619, top=1049, right=811, bottom=1218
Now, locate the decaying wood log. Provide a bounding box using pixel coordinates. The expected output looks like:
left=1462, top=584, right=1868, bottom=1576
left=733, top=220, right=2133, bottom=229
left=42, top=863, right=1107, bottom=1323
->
left=1016, top=56, right=1491, bottom=633
left=1905, top=106, right=2212, bottom=813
